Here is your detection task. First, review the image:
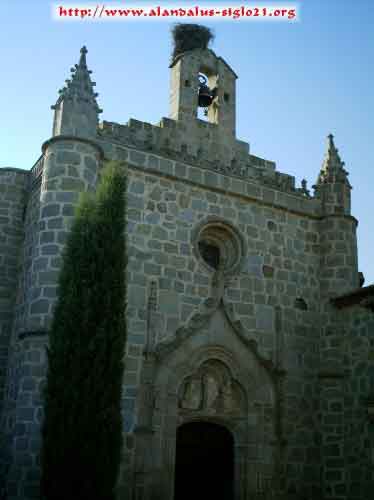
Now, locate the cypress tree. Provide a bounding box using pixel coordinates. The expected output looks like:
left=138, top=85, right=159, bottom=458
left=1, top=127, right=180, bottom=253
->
left=41, top=161, right=127, bottom=500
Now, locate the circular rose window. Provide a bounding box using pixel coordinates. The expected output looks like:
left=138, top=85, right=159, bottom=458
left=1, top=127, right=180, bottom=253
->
left=193, top=218, right=245, bottom=275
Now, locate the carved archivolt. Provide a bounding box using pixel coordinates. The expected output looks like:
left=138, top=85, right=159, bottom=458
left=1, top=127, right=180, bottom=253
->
left=178, top=359, right=246, bottom=416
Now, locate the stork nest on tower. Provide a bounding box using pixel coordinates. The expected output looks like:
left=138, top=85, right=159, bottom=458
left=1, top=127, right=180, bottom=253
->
left=171, top=24, right=214, bottom=62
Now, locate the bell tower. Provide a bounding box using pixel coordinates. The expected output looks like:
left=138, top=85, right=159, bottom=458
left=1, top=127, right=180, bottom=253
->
left=169, top=24, right=237, bottom=139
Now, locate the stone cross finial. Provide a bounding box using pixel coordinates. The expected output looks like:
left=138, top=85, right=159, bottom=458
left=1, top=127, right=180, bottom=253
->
left=79, top=46, right=88, bottom=68
left=326, top=133, right=338, bottom=156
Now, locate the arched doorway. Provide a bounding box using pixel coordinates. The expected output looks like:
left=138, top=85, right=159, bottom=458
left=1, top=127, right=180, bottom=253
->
left=174, top=421, right=234, bottom=500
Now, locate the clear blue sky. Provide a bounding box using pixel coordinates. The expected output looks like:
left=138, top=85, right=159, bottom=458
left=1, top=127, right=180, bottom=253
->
left=1, top=0, right=373, bottom=284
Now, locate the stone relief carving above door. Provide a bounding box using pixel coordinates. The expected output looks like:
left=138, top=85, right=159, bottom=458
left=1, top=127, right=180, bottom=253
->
left=178, top=359, right=246, bottom=415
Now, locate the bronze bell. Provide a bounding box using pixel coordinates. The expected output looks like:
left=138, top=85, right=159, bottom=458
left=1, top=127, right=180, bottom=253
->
left=198, top=75, right=214, bottom=108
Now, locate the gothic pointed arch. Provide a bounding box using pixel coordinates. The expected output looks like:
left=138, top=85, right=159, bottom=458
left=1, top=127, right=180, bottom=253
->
left=155, top=294, right=277, bottom=380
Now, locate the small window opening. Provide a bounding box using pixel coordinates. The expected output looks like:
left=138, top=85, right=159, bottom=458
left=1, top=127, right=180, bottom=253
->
left=198, top=241, right=220, bottom=269
left=224, top=92, right=230, bottom=103
left=185, top=79, right=191, bottom=87
left=197, top=72, right=211, bottom=121
left=294, top=297, right=308, bottom=311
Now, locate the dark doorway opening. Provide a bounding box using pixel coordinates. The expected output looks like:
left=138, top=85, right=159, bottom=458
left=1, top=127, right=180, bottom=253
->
left=174, top=421, right=234, bottom=500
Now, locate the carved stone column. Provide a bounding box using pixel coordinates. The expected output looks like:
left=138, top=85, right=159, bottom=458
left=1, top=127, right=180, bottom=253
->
left=133, top=281, right=158, bottom=500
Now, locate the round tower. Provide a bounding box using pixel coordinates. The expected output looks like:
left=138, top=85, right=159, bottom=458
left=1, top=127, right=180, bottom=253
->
left=4, top=47, right=104, bottom=500
left=24, top=46, right=104, bottom=332
left=315, top=135, right=358, bottom=500
left=315, top=134, right=359, bottom=299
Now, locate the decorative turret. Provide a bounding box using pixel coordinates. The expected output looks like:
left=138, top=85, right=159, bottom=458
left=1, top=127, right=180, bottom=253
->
left=314, top=134, right=351, bottom=215
left=316, top=134, right=359, bottom=298
left=22, top=46, right=104, bottom=332
left=51, top=46, right=102, bottom=138
left=316, top=135, right=357, bottom=498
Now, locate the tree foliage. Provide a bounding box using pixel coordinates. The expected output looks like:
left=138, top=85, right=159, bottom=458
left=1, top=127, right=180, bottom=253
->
left=41, top=161, right=127, bottom=500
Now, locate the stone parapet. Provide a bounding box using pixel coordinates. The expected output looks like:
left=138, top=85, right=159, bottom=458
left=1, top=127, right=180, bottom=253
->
left=97, top=139, right=322, bottom=219
left=98, top=119, right=310, bottom=199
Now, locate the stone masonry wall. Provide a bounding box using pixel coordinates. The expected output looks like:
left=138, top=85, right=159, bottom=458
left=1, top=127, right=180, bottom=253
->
left=319, top=302, right=374, bottom=500
left=23, top=137, right=102, bottom=331
left=3, top=137, right=103, bottom=500
left=0, top=169, right=28, bottom=411
left=342, top=306, right=374, bottom=500
left=13, top=180, right=42, bottom=335
left=0, top=168, right=28, bottom=496
left=319, top=216, right=359, bottom=298
left=3, top=336, right=46, bottom=500
left=1, top=178, right=41, bottom=499
left=2, top=136, right=368, bottom=500
left=97, top=142, right=324, bottom=499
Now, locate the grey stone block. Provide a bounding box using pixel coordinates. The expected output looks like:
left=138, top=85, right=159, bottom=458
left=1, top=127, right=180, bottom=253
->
left=130, top=150, right=146, bottom=165
left=159, top=290, right=180, bottom=314
left=56, top=191, right=79, bottom=203
left=128, top=193, right=144, bottom=210
left=41, top=204, right=60, bottom=218
left=33, top=257, right=49, bottom=271
left=47, top=165, right=65, bottom=179
left=160, top=159, right=174, bottom=175
left=17, top=407, right=35, bottom=422
left=153, top=226, right=168, bottom=240
left=175, top=163, right=187, bottom=177
left=60, top=178, right=85, bottom=191
left=130, top=181, right=145, bottom=194
left=56, top=151, right=81, bottom=165
left=39, top=231, right=55, bottom=244
left=204, top=171, right=218, bottom=188
left=47, top=217, right=64, bottom=229
left=188, top=167, right=202, bottom=184
left=30, top=299, right=50, bottom=314
left=127, top=285, right=146, bottom=307
left=144, top=263, right=162, bottom=275
left=62, top=204, right=75, bottom=216
left=145, top=212, right=160, bottom=225
left=148, top=155, right=159, bottom=170
left=39, top=271, right=59, bottom=285
left=41, top=245, right=59, bottom=256
left=84, top=156, right=98, bottom=171
left=255, top=304, right=274, bottom=331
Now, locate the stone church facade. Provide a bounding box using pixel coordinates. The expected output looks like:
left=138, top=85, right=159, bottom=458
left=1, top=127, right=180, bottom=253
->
left=0, top=26, right=373, bottom=500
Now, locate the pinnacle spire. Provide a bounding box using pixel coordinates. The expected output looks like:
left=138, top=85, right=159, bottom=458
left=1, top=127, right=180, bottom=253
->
left=52, top=45, right=102, bottom=115
left=51, top=46, right=102, bottom=137
left=323, top=134, right=343, bottom=171
left=317, top=133, right=350, bottom=186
